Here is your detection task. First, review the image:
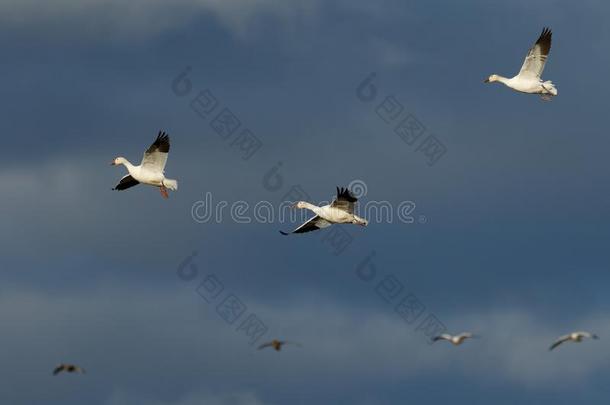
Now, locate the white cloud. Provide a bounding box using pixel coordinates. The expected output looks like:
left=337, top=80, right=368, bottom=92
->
left=105, top=390, right=270, bottom=405
left=0, top=0, right=320, bottom=39
left=0, top=285, right=607, bottom=401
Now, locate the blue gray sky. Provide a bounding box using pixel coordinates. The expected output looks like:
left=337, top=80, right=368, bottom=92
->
left=2, top=0, right=610, bottom=404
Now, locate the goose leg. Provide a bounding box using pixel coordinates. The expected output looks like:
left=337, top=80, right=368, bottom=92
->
left=159, top=186, right=169, bottom=199
left=540, top=84, right=553, bottom=101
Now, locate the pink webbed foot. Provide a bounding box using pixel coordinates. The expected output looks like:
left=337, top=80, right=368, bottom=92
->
left=160, top=186, right=169, bottom=199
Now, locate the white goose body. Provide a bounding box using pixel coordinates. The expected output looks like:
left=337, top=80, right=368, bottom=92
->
left=300, top=203, right=358, bottom=224
left=493, top=76, right=550, bottom=94
left=117, top=159, right=165, bottom=186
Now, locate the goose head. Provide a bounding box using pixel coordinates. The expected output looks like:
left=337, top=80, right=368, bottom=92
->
left=484, top=74, right=499, bottom=83
left=353, top=216, right=368, bottom=226
left=110, top=157, right=126, bottom=166
left=293, top=201, right=308, bottom=209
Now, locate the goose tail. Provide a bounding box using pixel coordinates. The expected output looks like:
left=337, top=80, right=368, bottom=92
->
left=543, top=80, right=558, bottom=96
left=163, top=178, right=178, bottom=191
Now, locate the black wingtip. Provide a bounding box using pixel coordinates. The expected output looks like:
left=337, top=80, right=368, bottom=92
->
left=279, top=231, right=290, bottom=236
left=540, top=27, right=552, bottom=39
left=336, top=186, right=357, bottom=202
left=151, top=131, right=170, bottom=153
left=157, top=132, right=169, bottom=143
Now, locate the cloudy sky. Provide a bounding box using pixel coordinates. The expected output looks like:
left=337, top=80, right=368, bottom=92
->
left=2, top=0, right=610, bottom=403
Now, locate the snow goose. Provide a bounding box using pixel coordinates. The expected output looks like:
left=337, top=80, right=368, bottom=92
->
left=484, top=27, right=557, bottom=100
left=432, top=332, right=478, bottom=346
left=257, top=339, right=302, bottom=351
left=280, top=187, right=368, bottom=235
left=111, top=131, right=178, bottom=198
left=53, top=363, right=86, bottom=375
left=549, top=331, right=599, bottom=351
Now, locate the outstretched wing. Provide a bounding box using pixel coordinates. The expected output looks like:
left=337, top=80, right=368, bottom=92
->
left=52, top=365, right=64, bottom=375
left=432, top=334, right=452, bottom=343
left=258, top=342, right=273, bottom=350
left=141, top=131, right=170, bottom=173
left=579, top=331, right=599, bottom=340
left=113, top=174, right=140, bottom=191
left=280, top=216, right=332, bottom=235
left=331, top=186, right=358, bottom=213
left=549, top=335, right=569, bottom=351
left=518, top=27, right=552, bottom=79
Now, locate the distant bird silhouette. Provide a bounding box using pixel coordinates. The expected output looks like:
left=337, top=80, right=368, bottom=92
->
left=257, top=339, right=302, bottom=351
left=549, top=331, right=599, bottom=351
left=53, top=364, right=86, bottom=375
left=432, top=332, right=478, bottom=346
left=280, top=186, right=367, bottom=235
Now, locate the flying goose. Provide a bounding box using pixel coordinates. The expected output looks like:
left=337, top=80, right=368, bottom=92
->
left=484, top=27, right=557, bottom=100
left=53, top=363, right=86, bottom=375
left=280, top=187, right=368, bottom=235
left=432, top=332, right=478, bottom=346
left=257, top=339, right=302, bottom=351
left=549, top=331, right=599, bottom=351
left=111, top=131, right=178, bottom=198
